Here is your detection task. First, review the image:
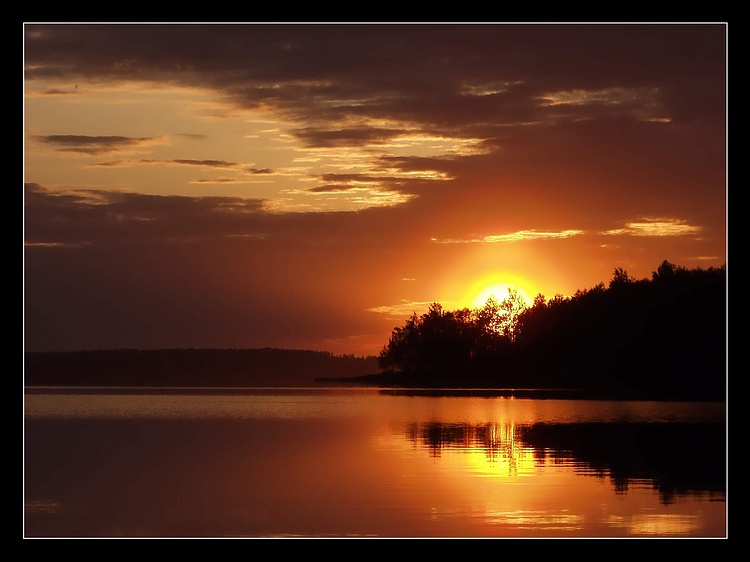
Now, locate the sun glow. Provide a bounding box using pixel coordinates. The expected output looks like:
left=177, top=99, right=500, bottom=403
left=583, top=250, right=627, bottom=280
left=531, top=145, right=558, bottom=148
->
left=467, top=278, right=535, bottom=310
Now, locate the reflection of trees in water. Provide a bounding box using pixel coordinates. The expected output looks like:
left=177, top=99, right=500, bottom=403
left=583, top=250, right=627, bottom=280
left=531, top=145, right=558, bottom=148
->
left=404, top=421, right=530, bottom=476
left=520, top=422, right=726, bottom=505
left=403, top=421, right=726, bottom=505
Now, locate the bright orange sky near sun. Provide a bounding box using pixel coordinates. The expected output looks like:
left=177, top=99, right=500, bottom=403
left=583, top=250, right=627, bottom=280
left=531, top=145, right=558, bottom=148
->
left=23, top=23, right=727, bottom=356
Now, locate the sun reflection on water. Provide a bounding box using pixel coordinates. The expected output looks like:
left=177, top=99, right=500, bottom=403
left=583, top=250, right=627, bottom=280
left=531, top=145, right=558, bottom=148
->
left=606, top=513, right=702, bottom=536
left=483, top=510, right=584, bottom=531
left=400, top=420, right=541, bottom=478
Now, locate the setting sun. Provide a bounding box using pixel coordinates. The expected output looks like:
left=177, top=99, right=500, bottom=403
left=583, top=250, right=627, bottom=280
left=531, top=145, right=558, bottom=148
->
left=466, top=276, right=535, bottom=310
left=472, top=284, right=533, bottom=309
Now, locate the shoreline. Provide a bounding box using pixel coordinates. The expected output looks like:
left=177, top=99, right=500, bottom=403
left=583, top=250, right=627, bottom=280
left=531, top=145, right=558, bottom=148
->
left=314, top=373, right=727, bottom=402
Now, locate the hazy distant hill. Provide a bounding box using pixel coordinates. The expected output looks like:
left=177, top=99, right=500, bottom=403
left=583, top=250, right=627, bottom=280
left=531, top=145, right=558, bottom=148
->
left=24, top=348, right=380, bottom=388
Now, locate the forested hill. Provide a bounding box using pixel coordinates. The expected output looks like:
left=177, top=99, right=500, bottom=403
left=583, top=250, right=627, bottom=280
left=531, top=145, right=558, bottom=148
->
left=24, top=261, right=727, bottom=399
left=371, top=261, right=727, bottom=401
left=24, top=348, right=380, bottom=388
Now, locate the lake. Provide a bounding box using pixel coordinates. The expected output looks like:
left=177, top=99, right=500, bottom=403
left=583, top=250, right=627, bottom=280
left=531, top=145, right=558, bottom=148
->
left=23, top=387, right=727, bottom=538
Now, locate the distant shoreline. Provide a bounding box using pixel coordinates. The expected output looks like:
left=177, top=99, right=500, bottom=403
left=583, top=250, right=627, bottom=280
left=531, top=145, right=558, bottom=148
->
left=313, top=373, right=726, bottom=402
left=23, top=377, right=725, bottom=402
left=23, top=347, right=726, bottom=403
left=23, top=347, right=380, bottom=389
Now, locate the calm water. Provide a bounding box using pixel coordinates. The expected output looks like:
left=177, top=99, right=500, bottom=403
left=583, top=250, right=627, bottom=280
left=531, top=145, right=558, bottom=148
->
left=24, top=387, right=727, bottom=538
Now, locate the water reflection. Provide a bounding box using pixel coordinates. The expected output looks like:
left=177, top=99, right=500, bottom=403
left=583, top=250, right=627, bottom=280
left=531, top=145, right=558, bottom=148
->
left=24, top=389, right=726, bottom=538
left=400, top=420, right=726, bottom=505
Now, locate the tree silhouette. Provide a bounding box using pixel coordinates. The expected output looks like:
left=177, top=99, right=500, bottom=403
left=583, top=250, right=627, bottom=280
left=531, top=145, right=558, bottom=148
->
left=378, top=290, right=529, bottom=375
left=377, top=261, right=726, bottom=399
left=609, top=267, right=634, bottom=288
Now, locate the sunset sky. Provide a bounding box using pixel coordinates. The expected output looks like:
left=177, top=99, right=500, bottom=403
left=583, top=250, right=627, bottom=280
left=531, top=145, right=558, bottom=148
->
left=23, top=23, right=727, bottom=356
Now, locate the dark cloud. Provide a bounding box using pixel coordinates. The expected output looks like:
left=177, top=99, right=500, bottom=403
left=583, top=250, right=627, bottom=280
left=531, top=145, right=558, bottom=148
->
left=173, top=159, right=238, bottom=167
left=176, top=133, right=207, bottom=140
left=24, top=24, right=726, bottom=138
left=39, top=88, right=80, bottom=96
left=374, top=155, right=463, bottom=178
left=308, top=184, right=360, bottom=193
left=192, top=177, right=246, bottom=184
left=24, top=183, right=269, bottom=247
left=318, top=173, right=389, bottom=183
left=89, top=159, right=126, bottom=167
left=34, top=134, right=159, bottom=155
left=290, top=126, right=405, bottom=148
left=88, top=158, right=242, bottom=169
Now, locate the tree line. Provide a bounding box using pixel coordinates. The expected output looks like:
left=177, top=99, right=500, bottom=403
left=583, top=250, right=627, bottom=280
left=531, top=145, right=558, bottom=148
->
left=377, top=261, right=726, bottom=400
